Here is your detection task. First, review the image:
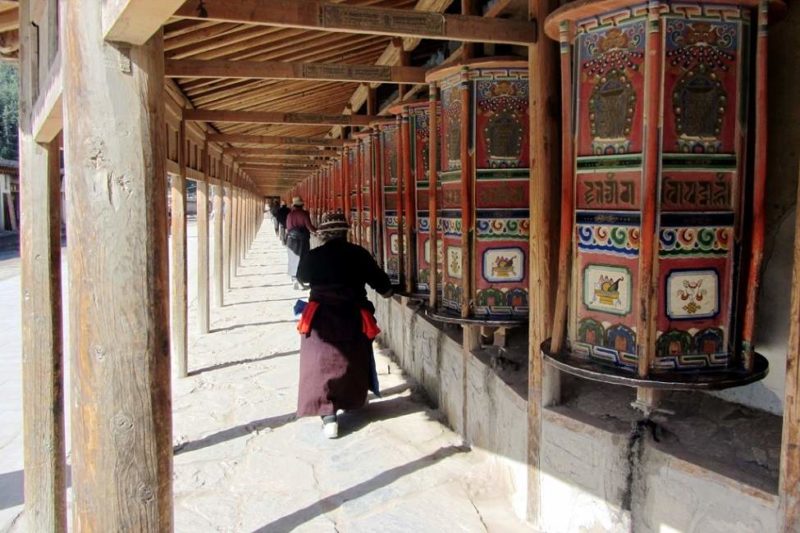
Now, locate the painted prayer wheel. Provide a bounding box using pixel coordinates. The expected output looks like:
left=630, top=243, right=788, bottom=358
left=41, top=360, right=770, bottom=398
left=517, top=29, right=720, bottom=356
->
left=374, top=118, right=404, bottom=287
left=389, top=100, right=443, bottom=297
left=425, top=58, right=531, bottom=324
left=542, top=0, right=778, bottom=387
left=355, top=132, right=373, bottom=253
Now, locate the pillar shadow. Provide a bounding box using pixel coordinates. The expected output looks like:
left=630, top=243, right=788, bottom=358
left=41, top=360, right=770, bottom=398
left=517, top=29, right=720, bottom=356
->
left=174, top=412, right=297, bottom=455
left=0, top=466, right=73, bottom=511
left=188, top=350, right=299, bottom=376
left=252, top=445, right=469, bottom=532
left=223, top=297, right=301, bottom=307
left=211, top=319, right=296, bottom=333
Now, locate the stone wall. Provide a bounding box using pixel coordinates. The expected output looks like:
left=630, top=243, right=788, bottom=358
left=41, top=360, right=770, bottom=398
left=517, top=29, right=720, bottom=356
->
left=371, top=293, right=781, bottom=531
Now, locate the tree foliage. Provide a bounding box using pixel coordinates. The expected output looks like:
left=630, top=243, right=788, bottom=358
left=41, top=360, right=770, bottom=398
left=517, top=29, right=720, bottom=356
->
left=0, top=63, right=18, bottom=161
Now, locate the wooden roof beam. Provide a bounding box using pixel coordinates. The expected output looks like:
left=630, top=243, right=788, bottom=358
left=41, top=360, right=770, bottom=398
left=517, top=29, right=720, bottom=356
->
left=185, top=109, right=376, bottom=126
left=103, top=0, right=185, bottom=44
left=165, top=59, right=427, bottom=84
left=174, top=0, right=536, bottom=45
left=207, top=133, right=345, bottom=147
left=224, top=147, right=338, bottom=157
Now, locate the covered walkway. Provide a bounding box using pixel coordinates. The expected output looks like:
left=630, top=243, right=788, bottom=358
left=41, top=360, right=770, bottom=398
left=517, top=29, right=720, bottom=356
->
left=171, top=220, right=532, bottom=532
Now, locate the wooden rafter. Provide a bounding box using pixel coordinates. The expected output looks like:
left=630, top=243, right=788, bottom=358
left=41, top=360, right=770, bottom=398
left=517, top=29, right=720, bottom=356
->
left=185, top=109, right=377, bottom=126
left=173, top=0, right=536, bottom=45
left=207, top=133, right=345, bottom=147
left=103, top=0, right=186, bottom=44
left=165, top=59, right=427, bottom=84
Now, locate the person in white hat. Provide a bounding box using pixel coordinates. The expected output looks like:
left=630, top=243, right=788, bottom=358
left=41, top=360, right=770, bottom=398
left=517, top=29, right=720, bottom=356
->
left=285, top=196, right=316, bottom=289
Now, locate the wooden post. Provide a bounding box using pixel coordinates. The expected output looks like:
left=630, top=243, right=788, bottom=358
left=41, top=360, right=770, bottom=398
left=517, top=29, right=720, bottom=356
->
left=374, top=130, right=385, bottom=268
left=428, top=84, right=440, bottom=310
left=632, top=0, right=665, bottom=410
left=742, top=0, right=769, bottom=372
left=356, top=142, right=364, bottom=245
left=197, top=142, right=210, bottom=333
left=395, top=116, right=406, bottom=288
left=63, top=1, right=173, bottom=528
left=401, top=107, right=415, bottom=295
left=213, top=173, right=224, bottom=305
left=527, top=0, right=561, bottom=525
left=459, top=69, right=471, bottom=318
left=780, top=164, right=800, bottom=532
left=20, top=6, right=66, bottom=523
left=171, top=119, right=188, bottom=378
left=461, top=0, right=477, bottom=60
left=224, top=168, right=233, bottom=290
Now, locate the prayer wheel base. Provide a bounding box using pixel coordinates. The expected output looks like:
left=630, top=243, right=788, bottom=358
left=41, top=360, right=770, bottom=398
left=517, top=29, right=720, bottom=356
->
left=541, top=340, right=769, bottom=391
left=426, top=307, right=526, bottom=328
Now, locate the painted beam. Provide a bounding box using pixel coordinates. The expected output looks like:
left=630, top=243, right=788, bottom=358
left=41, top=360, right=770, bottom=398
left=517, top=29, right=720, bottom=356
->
left=185, top=109, right=376, bottom=126
left=208, top=133, right=345, bottom=147
left=174, top=0, right=537, bottom=45
left=165, top=58, right=427, bottom=84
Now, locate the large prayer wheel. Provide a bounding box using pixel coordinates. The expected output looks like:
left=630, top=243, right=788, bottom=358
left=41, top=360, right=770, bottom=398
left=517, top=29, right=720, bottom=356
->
left=425, top=58, right=531, bottom=324
left=542, top=0, right=779, bottom=387
left=389, top=100, right=443, bottom=297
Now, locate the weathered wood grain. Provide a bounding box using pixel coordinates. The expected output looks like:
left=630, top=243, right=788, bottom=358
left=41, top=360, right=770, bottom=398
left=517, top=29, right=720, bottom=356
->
left=62, top=0, right=173, bottom=528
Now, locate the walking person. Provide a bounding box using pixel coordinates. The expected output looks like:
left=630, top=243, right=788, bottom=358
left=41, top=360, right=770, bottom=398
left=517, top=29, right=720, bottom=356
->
left=270, top=199, right=280, bottom=236
left=285, top=197, right=315, bottom=289
left=277, top=200, right=290, bottom=245
left=295, top=212, right=393, bottom=438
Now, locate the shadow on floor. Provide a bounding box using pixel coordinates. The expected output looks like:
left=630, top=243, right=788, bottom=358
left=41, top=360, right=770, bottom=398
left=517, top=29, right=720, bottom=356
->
left=252, top=445, right=469, bottom=532
left=224, top=297, right=302, bottom=307
left=211, top=319, right=296, bottom=333
left=188, top=350, right=299, bottom=376
left=338, top=395, right=429, bottom=437
left=174, top=412, right=297, bottom=455
left=0, top=466, right=72, bottom=511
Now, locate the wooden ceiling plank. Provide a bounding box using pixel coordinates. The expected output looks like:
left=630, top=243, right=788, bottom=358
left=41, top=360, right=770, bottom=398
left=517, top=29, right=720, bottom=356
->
left=174, top=0, right=535, bottom=45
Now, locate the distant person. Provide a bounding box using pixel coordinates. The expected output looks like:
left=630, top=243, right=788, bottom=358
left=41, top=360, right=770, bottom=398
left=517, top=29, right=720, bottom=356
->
left=285, top=196, right=315, bottom=289
left=269, top=200, right=280, bottom=236
left=276, top=200, right=290, bottom=245
left=295, top=212, right=392, bottom=439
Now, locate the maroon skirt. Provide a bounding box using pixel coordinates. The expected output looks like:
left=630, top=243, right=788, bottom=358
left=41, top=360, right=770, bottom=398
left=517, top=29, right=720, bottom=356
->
left=296, top=302, right=372, bottom=417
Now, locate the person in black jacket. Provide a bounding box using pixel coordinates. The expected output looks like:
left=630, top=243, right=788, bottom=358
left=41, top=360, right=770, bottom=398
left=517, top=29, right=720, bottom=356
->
left=295, top=212, right=392, bottom=439
left=276, top=201, right=290, bottom=245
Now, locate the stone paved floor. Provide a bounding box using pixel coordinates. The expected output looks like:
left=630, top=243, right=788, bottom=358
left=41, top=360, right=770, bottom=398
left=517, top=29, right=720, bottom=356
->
left=0, top=218, right=534, bottom=532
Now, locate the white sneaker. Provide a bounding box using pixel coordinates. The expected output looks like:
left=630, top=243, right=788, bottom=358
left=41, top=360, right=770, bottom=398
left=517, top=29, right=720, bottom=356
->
left=323, top=420, right=339, bottom=439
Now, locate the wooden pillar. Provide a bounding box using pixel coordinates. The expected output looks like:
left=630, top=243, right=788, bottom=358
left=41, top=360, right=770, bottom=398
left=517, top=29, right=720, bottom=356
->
left=458, top=70, right=471, bottom=318
left=527, top=0, right=561, bottom=525
left=197, top=142, right=210, bottom=334
left=356, top=143, right=364, bottom=245
left=401, top=108, right=415, bottom=295
left=213, top=174, right=224, bottom=306
left=20, top=7, right=66, bottom=523
left=374, top=131, right=385, bottom=268
left=171, top=119, right=188, bottom=378
left=343, top=147, right=352, bottom=226
left=63, top=2, right=173, bottom=529
left=461, top=0, right=477, bottom=60
left=428, top=83, right=440, bottom=310
left=224, top=169, right=233, bottom=290
left=743, top=0, right=769, bottom=372
left=781, top=164, right=800, bottom=532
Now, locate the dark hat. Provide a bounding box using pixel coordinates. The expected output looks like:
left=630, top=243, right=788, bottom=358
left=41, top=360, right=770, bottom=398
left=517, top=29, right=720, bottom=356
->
left=317, top=212, right=350, bottom=234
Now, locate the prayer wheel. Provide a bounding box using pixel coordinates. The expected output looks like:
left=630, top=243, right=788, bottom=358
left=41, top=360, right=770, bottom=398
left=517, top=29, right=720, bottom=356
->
left=353, top=132, right=373, bottom=253
left=425, top=58, right=531, bottom=324
left=542, top=0, right=778, bottom=387
left=389, top=100, right=443, bottom=297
